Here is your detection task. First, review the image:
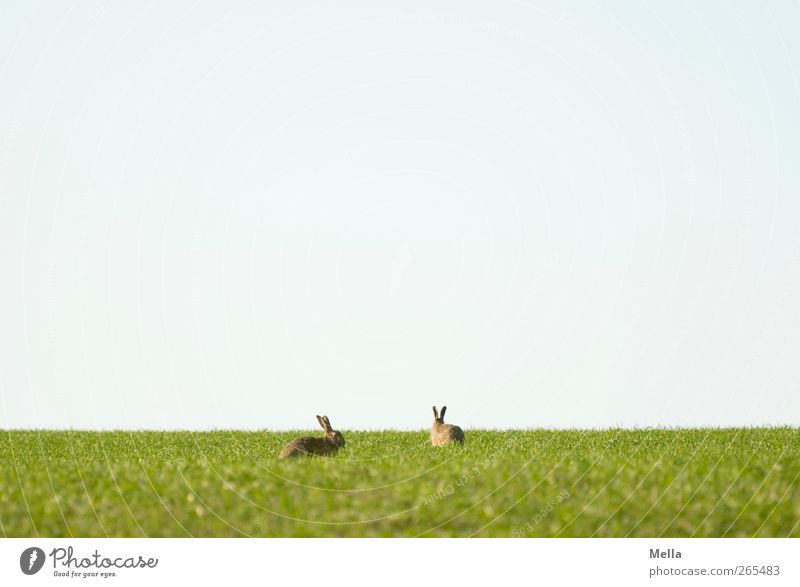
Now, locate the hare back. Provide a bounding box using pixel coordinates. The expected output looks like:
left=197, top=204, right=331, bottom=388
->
left=431, top=424, right=465, bottom=446
left=279, top=436, right=340, bottom=459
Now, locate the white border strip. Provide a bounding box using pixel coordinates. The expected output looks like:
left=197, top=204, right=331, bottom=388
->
left=1, top=538, right=797, bottom=586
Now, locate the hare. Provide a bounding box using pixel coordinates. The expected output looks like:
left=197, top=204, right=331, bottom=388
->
left=431, top=405, right=465, bottom=446
left=279, top=415, right=345, bottom=459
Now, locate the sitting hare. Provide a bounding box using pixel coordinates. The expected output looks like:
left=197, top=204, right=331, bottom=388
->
left=431, top=405, right=465, bottom=446
left=279, top=415, right=345, bottom=459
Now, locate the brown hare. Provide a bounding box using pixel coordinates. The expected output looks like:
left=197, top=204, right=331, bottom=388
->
left=279, top=415, right=345, bottom=459
left=431, top=405, right=465, bottom=446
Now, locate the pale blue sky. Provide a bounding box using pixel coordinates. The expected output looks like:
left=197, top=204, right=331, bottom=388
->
left=1, top=1, right=799, bottom=429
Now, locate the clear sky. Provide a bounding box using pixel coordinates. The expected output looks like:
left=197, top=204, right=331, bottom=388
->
left=1, top=1, right=799, bottom=430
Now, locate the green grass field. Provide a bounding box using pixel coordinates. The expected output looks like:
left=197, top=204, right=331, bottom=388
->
left=1, top=428, right=798, bottom=537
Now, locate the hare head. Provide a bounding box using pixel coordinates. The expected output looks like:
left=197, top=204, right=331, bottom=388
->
left=432, top=405, right=448, bottom=425
left=317, top=415, right=345, bottom=448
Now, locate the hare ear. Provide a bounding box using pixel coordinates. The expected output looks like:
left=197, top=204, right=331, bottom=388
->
left=316, top=415, right=326, bottom=431
left=322, top=415, right=332, bottom=430
left=440, top=406, right=447, bottom=422
left=432, top=406, right=439, bottom=420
